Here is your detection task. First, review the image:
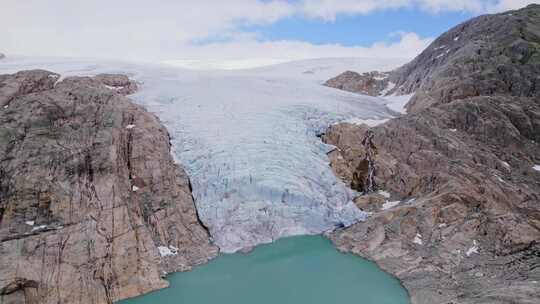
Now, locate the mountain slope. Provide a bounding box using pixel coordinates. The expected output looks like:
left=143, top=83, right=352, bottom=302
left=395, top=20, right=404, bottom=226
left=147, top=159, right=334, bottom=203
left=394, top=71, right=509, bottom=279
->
left=323, top=4, right=540, bottom=304
left=0, top=71, right=217, bottom=304
left=326, top=4, right=540, bottom=114
left=390, top=4, right=540, bottom=113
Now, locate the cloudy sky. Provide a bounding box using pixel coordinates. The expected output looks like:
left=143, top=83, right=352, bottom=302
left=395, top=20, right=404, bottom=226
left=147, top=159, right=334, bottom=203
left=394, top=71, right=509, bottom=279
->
left=1, top=0, right=538, bottom=68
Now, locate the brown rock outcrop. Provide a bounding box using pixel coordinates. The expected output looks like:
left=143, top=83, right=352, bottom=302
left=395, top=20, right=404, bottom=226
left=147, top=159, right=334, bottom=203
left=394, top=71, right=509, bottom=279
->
left=0, top=70, right=217, bottom=304
left=322, top=4, right=540, bottom=304
left=324, top=70, right=390, bottom=96
left=324, top=97, right=540, bottom=303
left=94, top=74, right=138, bottom=95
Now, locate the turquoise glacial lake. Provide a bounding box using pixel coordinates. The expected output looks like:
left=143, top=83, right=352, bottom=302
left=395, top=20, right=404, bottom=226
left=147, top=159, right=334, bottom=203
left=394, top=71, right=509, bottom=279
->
left=121, top=236, right=410, bottom=304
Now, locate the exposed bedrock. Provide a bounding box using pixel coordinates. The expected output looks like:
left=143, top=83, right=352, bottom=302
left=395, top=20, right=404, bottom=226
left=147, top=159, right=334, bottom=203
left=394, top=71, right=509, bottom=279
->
left=326, top=4, right=540, bottom=113
left=0, top=70, right=217, bottom=304
left=323, top=96, right=540, bottom=303
left=389, top=4, right=540, bottom=114
left=324, top=70, right=390, bottom=96
left=322, top=4, right=540, bottom=304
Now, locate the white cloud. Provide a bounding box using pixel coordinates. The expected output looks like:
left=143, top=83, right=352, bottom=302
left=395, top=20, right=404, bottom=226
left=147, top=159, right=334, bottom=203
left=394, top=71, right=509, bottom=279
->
left=416, top=0, right=488, bottom=13
left=488, top=0, right=540, bottom=12
left=164, top=32, right=432, bottom=69
left=0, top=0, right=295, bottom=60
left=297, top=0, right=539, bottom=20
left=0, top=0, right=536, bottom=65
left=299, top=0, right=411, bottom=21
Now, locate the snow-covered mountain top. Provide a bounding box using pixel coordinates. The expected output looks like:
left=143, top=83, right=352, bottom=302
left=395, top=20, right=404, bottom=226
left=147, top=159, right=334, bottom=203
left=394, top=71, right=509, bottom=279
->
left=162, top=57, right=408, bottom=80
left=236, top=57, right=407, bottom=83
left=0, top=55, right=407, bottom=84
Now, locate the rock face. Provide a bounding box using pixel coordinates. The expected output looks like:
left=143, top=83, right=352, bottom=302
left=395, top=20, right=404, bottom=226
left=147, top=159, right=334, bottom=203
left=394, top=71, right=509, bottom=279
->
left=323, top=4, right=540, bottom=304
left=326, top=4, right=540, bottom=110
left=94, top=74, right=138, bottom=95
left=389, top=4, right=540, bottom=113
left=0, top=70, right=217, bottom=303
left=324, top=71, right=390, bottom=96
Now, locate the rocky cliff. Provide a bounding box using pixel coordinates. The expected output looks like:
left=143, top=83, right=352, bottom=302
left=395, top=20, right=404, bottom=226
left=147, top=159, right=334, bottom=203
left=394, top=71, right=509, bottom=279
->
left=0, top=70, right=218, bottom=304
left=323, top=4, right=540, bottom=304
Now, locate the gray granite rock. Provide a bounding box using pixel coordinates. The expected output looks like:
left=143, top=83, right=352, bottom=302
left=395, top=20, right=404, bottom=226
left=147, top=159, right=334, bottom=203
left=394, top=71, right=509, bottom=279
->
left=390, top=4, right=540, bottom=113
left=325, top=4, right=540, bottom=114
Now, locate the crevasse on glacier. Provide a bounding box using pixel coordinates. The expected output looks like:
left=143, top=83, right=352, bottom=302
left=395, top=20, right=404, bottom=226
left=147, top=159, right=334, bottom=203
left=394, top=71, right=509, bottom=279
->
left=0, top=57, right=402, bottom=252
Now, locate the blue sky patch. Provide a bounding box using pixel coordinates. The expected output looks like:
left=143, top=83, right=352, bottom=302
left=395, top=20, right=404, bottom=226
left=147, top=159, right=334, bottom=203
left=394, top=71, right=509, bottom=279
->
left=241, top=8, right=474, bottom=46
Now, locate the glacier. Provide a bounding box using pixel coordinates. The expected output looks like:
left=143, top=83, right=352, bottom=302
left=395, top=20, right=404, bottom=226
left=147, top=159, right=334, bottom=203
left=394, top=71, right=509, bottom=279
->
left=0, top=56, right=405, bottom=252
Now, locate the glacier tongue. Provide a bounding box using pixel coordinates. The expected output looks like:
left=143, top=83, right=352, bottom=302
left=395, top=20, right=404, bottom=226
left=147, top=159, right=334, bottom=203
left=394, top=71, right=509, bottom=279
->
left=133, top=71, right=394, bottom=252
left=0, top=57, right=399, bottom=253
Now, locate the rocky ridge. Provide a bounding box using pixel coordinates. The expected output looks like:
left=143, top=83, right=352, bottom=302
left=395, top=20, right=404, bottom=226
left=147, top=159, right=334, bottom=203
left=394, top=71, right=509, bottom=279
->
left=324, top=70, right=390, bottom=96
left=389, top=4, right=540, bottom=114
left=0, top=70, right=217, bottom=303
left=323, top=4, right=540, bottom=304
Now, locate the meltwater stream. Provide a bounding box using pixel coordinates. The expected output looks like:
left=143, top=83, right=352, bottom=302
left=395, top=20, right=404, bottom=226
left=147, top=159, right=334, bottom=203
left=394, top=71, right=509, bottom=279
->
left=120, top=236, right=410, bottom=304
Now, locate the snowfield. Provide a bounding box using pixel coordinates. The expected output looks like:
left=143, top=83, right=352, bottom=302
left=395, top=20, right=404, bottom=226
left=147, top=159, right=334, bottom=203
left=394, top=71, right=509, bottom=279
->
left=0, top=56, right=407, bottom=252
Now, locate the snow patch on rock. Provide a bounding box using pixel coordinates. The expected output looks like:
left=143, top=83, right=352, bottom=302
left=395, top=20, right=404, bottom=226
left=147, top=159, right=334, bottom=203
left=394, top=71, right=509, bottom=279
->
left=466, top=240, right=479, bottom=256
left=105, top=85, right=124, bottom=90
left=382, top=200, right=401, bottom=210
left=32, top=225, right=47, bottom=231
left=382, top=93, right=414, bottom=114
left=379, top=81, right=396, bottom=96
left=413, top=234, right=423, bottom=245
left=341, top=117, right=389, bottom=127
left=435, top=49, right=451, bottom=59
left=158, top=245, right=179, bottom=257
left=378, top=190, right=391, bottom=199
